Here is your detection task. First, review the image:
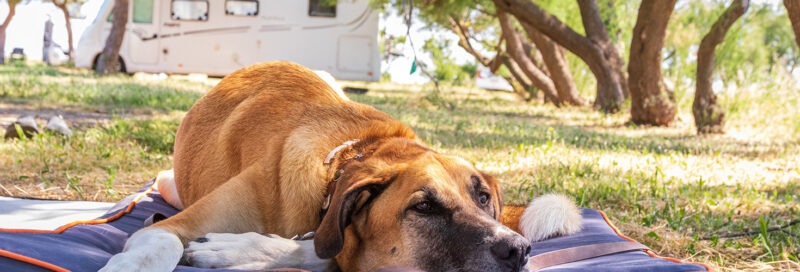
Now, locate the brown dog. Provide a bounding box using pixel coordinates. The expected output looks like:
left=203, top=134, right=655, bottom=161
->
left=100, top=61, right=581, bottom=272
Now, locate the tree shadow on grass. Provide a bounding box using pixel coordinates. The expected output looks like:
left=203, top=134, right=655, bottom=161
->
left=0, top=79, right=203, bottom=113
left=0, top=64, right=82, bottom=78
left=413, top=123, right=795, bottom=159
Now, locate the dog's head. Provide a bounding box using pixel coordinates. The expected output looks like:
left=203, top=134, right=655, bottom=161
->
left=315, top=138, right=530, bottom=272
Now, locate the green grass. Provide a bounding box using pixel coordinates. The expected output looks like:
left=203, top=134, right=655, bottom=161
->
left=0, top=64, right=206, bottom=113
left=0, top=64, right=195, bottom=200
left=2, top=64, right=799, bottom=271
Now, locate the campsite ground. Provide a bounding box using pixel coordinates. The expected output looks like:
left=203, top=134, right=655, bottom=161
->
left=1, top=64, right=799, bottom=271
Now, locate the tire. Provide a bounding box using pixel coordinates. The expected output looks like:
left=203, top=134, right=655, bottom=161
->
left=93, top=54, right=126, bottom=73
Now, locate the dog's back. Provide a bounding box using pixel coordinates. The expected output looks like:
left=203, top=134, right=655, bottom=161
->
left=172, top=61, right=349, bottom=206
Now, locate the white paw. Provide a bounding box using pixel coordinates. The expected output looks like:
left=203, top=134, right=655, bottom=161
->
left=156, top=169, right=184, bottom=210
left=519, top=194, right=582, bottom=242
left=184, top=232, right=328, bottom=270
left=100, top=251, right=164, bottom=272
left=100, top=228, right=183, bottom=272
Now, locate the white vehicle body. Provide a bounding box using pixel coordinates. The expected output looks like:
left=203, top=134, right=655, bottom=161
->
left=475, top=67, right=512, bottom=91
left=75, top=0, right=380, bottom=81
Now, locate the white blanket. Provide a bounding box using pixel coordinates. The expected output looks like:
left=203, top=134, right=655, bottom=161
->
left=0, top=197, right=115, bottom=230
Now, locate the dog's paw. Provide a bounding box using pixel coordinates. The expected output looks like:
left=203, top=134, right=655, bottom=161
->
left=100, top=228, right=183, bottom=272
left=518, top=194, right=582, bottom=242
left=100, top=250, right=166, bottom=272
left=184, top=232, right=328, bottom=270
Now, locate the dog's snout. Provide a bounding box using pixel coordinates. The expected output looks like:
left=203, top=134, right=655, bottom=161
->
left=490, top=235, right=531, bottom=272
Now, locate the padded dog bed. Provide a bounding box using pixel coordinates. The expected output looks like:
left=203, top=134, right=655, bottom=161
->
left=0, top=180, right=709, bottom=272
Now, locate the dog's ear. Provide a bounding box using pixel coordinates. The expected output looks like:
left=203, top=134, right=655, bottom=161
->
left=314, top=174, right=394, bottom=259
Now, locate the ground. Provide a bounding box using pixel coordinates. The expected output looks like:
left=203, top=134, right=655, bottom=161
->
left=1, top=64, right=798, bottom=271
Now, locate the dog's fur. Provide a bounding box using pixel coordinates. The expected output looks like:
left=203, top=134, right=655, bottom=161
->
left=100, top=62, right=582, bottom=272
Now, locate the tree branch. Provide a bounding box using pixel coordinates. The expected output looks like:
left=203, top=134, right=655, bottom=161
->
left=492, top=0, right=595, bottom=63
left=577, top=0, right=611, bottom=44
left=448, top=15, right=502, bottom=72
left=497, top=9, right=561, bottom=105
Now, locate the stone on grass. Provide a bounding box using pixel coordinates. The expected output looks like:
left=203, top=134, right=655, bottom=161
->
left=45, top=115, right=73, bottom=136
left=4, top=115, right=40, bottom=139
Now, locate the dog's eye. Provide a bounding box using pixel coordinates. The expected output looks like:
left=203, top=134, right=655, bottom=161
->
left=479, top=193, right=490, bottom=206
left=414, top=201, right=433, bottom=212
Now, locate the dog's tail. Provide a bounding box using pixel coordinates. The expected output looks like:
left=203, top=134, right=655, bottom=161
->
left=156, top=169, right=185, bottom=210
left=500, top=194, right=582, bottom=242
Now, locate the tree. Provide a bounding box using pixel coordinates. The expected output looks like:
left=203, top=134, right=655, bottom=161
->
left=693, top=0, right=749, bottom=134
left=500, top=55, right=537, bottom=101
left=493, top=0, right=627, bottom=112
left=0, top=0, right=22, bottom=65
left=446, top=16, right=503, bottom=76
left=50, top=0, right=84, bottom=63
left=497, top=9, right=561, bottom=106
left=446, top=15, right=538, bottom=100
left=442, top=8, right=533, bottom=101
left=96, top=0, right=127, bottom=74
left=628, top=0, right=678, bottom=126
left=520, top=22, right=586, bottom=106
left=785, top=0, right=800, bottom=48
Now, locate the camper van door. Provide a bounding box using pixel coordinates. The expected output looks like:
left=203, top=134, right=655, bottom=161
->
left=127, top=0, right=160, bottom=66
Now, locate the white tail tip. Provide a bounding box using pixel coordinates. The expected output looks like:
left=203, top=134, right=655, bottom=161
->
left=519, top=194, right=582, bottom=242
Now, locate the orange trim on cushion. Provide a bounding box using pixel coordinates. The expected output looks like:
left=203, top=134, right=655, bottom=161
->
left=0, top=247, right=71, bottom=272
left=0, top=182, right=159, bottom=272
left=0, top=182, right=158, bottom=234
left=596, top=210, right=712, bottom=272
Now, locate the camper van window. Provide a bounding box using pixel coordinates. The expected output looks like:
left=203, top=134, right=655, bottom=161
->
left=309, top=0, right=336, bottom=17
left=226, top=0, right=258, bottom=16
left=133, top=0, right=154, bottom=24
left=171, top=0, right=209, bottom=21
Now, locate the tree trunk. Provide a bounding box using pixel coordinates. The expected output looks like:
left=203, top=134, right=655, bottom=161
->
left=577, top=0, right=629, bottom=99
left=521, top=41, right=548, bottom=73
left=521, top=22, right=586, bottom=106
left=448, top=16, right=533, bottom=101
left=500, top=54, right=537, bottom=101
left=96, top=0, right=128, bottom=74
left=497, top=9, right=561, bottom=106
left=503, top=77, right=532, bottom=101
left=493, top=0, right=625, bottom=112
left=694, top=0, right=749, bottom=134
left=785, top=0, right=800, bottom=48
left=0, top=0, right=19, bottom=65
left=56, top=2, right=75, bottom=63
left=628, top=0, right=677, bottom=126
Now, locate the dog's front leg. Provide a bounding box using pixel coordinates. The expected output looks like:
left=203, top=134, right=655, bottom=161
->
left=184, top=232, right=331, bottom=271
left=102, top=170, right=274, bottom=271
left=99, top=228, right=183, bottom=272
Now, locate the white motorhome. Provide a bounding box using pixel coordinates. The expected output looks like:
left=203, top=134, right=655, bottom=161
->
left=75, top=0, right=380, bottom=81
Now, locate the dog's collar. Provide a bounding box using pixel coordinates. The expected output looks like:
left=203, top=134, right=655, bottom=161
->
left=324, top=139, right=359, bottom=165
left=321, top=139, right=362, bottom=215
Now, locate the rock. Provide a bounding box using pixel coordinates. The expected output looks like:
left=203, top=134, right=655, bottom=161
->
left=45, top=115, right=72, bottom=136
left=4, top=115, right=40, bottom=139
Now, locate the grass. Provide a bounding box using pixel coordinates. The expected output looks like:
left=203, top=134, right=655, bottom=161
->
left=1, top=64, right=799, bottom=271
left=0, top=63, right=207, bottom=113
left=0, top=64, right=200, bottom=200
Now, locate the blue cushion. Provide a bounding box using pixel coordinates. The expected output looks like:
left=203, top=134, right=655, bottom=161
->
left=535, top=209, right=707, bottom=272
left=0, top=180, right=708, bottom=272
